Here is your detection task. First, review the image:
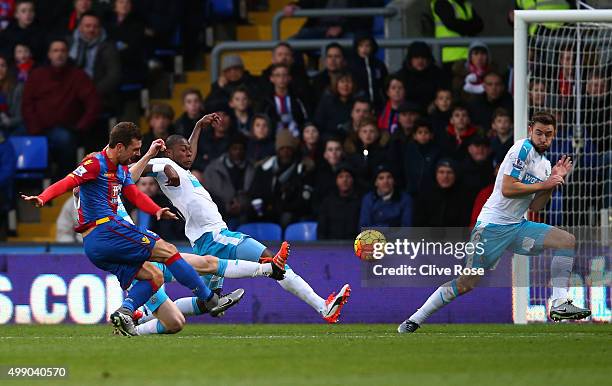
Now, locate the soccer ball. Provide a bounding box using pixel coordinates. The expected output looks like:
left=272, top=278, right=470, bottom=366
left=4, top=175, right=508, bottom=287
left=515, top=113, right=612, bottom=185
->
left=354, top=229, right=386, bottom=260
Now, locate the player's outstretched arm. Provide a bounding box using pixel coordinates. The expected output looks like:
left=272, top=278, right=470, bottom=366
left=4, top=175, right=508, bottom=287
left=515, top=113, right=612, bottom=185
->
left=129, top=138, right=166, bottom=181
left=22, top=157, right=100, bottom=207
left=501, top=174, right=564, bottom=198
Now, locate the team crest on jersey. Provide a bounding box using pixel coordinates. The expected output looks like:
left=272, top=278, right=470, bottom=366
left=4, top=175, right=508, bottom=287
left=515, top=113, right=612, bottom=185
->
left=141, top=236, right=150, bottom=245
left=512, top=158, right=525, bottom=171
left=72, top=165, right=88, bottom=177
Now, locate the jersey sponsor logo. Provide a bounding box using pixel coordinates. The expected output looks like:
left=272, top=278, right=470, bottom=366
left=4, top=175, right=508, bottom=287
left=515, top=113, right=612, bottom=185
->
left=72, top=165, right=88, bottom=177
left=83, top=159, right=93, bottom=166
left=141, top=236, right=150, bottom=245
left=522, top=173, right=543, bottom=184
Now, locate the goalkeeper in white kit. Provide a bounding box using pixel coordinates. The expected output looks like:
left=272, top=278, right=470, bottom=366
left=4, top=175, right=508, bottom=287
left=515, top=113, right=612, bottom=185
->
left=399, top=111, right=591, bottom=333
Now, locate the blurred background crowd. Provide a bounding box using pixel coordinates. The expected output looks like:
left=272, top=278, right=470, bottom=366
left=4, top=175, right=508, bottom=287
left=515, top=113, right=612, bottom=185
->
left=0, top=0, right=608, bottom=243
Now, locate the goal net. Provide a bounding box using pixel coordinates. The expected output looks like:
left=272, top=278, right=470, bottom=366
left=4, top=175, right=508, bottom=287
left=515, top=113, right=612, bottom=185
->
left=513, top=11, right=611, bottom=323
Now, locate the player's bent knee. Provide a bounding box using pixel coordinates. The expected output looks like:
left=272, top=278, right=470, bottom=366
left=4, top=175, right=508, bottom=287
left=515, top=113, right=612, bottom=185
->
left=164, top=316, right=185, bottom=333
left=152, top=239, right=179, bottom=261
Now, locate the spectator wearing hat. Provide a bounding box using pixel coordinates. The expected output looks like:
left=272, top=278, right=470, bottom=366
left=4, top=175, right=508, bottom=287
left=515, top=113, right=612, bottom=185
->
left=460, top=135, right=494, bottom=197
left=205, top=54, right=260, bottom=110
left=413, top=158, right=471, bottom=227
left=378, top=75, right=405, bottom=133
left=248, top=129, right=315, bottom=227
left=359, top=164, right=412, bottom=228
left=203, top=134, right=255, bottom=229
left=257, top=63, right=309, bottom=138
left=452, top=40, right=495, bottom=98
left=317, top=164, right=362, bottom=239
left=394, top=41, right=448, bottom=111
left=468, top=71, right=513, bottom=133
left=314, top=70, right=360, bottom=134
left=311, top=42, right=346, bottom=102
left=402, top=120, right=441, bottom=196
left=440, top=103, right=479, bottom=160
left=348, top=34, right=387, bottom=110
left=246, top=113, right=275, bottom=164
left=192, top=107, right=233, bottom=178
left=141, top=102, right=174, bottom=153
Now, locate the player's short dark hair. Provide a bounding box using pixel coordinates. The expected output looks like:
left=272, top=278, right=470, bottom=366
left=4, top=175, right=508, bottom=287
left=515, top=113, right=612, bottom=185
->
left=166, top=134, right=188, bottom=149
left=109, top=122, right=142, bottom=148
left=530, top=111, right=556, bottom=129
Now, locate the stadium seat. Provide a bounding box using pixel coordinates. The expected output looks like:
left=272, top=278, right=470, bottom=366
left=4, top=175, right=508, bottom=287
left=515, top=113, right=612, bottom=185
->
left=237, top=223, right=282, bottom=241
left=284, top=222, right=318, bottom=241
left=9, top=136, right=48, bottom=179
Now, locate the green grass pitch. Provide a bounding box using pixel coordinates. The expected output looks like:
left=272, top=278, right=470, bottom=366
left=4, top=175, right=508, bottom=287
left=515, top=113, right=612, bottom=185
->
left=0, top=324, right=610, bottom=386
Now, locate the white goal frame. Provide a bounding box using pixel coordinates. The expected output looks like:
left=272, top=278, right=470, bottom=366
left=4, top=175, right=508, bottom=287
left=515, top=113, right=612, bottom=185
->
left=513, top=10, right=612, bottom=324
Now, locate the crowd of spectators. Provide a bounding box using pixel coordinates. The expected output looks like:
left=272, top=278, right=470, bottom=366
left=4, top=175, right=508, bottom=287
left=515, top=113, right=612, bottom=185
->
left=0, top=0, right=607, bottom=242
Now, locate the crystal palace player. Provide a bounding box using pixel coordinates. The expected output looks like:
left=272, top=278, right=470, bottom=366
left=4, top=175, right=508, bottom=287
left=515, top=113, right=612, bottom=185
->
left=22, top=122, right=243, bottom=336
left=398, top=111, right=591, bottom=333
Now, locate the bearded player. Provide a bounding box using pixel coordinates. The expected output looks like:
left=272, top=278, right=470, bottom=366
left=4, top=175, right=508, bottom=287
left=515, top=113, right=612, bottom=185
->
left=138, top=113, right=351, bottom=323
left=22, top=122, right=244, bottom=336
left=398, top=111, right=591, bottom=333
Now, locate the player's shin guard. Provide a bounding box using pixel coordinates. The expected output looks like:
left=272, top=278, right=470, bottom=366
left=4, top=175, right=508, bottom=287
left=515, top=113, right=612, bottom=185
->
left=551, top=249, right=574, bottom=307
left=220, top=259, right=272, bottom=278
left=278, top=267, right=326, bottom=313
left=164, top=253, right=214, bottom=302
left=122, top=280, right=157, bottom=314
left=409, top=279, right=459, bottom=325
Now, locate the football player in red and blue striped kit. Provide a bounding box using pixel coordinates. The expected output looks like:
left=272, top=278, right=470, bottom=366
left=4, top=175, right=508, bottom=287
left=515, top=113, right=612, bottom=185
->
left=22, top=122, right=243, bottom=336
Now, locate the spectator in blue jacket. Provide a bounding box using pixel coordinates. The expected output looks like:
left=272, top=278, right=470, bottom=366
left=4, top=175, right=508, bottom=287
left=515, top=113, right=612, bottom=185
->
left=359, top=164, right=413, bottom=227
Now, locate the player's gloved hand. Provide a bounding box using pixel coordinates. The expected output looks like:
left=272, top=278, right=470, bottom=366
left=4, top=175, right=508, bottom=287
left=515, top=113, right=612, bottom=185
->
left=156, top=207, right=178, bottom=221
left=164, top=165, right=180, bottom=187
left=21, top=194, right=43, bottom=207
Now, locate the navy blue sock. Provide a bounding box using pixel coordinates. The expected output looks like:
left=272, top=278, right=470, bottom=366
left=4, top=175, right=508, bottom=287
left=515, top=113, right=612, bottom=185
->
left=122, top=280, right=154, bottom=313
left=165, top=253, right=213, bottom=301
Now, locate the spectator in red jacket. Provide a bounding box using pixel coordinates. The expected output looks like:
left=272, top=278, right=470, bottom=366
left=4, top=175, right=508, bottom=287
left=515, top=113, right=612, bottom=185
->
left=21, top=38, right=101, bottom=179
left=470, top=164, right=499, bottom=227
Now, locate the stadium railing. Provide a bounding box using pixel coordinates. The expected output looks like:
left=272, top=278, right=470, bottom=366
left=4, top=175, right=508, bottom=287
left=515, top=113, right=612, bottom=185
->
left=209, top=36, right=514, bottom=81
left=271, top=6, right=399, bottom=41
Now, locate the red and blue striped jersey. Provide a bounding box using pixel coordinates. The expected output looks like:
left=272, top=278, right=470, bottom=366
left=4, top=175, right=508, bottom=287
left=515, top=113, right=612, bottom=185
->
left=69, top=149, right=134, bottom=226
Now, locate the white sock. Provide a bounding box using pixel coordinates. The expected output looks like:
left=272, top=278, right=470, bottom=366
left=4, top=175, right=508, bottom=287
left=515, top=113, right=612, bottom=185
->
left=223, top=260, right=272, bottom=278
left=278, top=269, right=326, bottom=314
left=175, top=297, right=204, bottom=316
left=135, top=319, right=165, bottom=335
left=551, top=255, right=573, bottom=307
left=409, top=282, right=458, bottom=325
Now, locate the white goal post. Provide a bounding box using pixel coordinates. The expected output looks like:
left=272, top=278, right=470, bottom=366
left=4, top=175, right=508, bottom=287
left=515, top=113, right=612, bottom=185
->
left=513, top=10, right=612, bottom=324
